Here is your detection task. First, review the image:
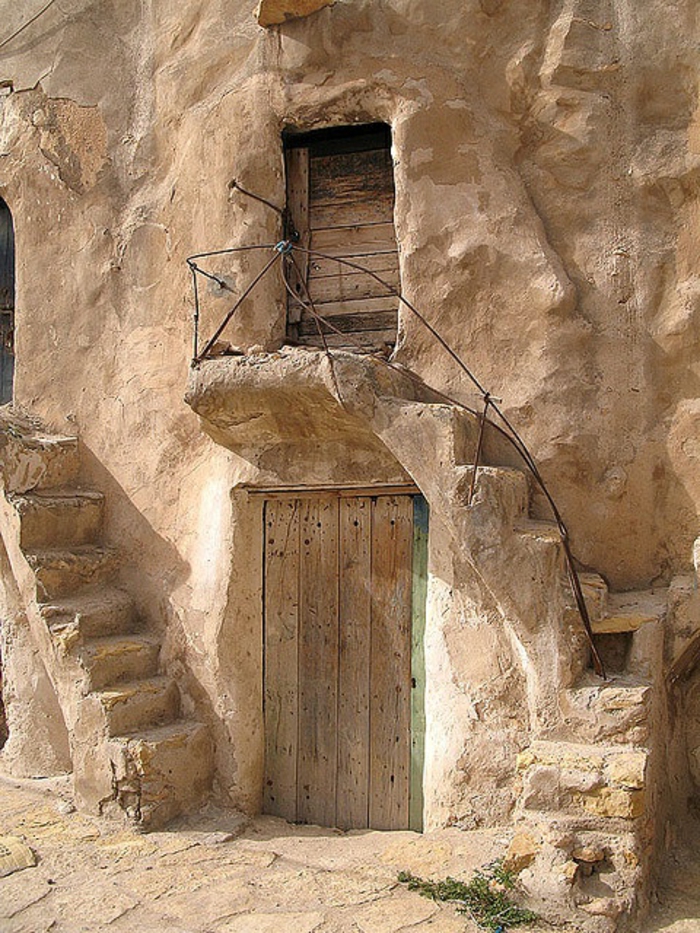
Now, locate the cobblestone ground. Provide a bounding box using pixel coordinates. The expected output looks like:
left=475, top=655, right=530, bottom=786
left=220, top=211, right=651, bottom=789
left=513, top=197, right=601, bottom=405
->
left=0, top=772, right=521, bottom=933
left=0, top=772, right=698, bottom=933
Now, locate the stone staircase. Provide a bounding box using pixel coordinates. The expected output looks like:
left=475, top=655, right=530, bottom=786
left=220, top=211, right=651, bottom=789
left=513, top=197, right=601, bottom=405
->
left=511, top=573, right=666, bottom=930
left=186, top=347, right=669, bottom=928
left=0, top=420, right=213, bottom=829
left=367, top=391, right=667, bottom=930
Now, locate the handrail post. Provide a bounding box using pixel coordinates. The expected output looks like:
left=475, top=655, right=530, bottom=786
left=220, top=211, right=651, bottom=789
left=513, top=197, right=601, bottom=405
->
left=190, top=262, right=200, bottom=364
left=467, top=393, right=491, bottom=507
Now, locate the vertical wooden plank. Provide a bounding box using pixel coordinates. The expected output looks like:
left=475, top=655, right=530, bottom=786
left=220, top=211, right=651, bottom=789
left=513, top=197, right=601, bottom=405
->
left=410, top=495, right=428, bottom=832
left=336, top=496, right=372, bottom=829
left=263, top=499, right=300, bottom=821
left=297, top=495, right=339, bottom=826
left=285, top=147, right=310, bottom=327
left=369, top=495, right=413, bottom=830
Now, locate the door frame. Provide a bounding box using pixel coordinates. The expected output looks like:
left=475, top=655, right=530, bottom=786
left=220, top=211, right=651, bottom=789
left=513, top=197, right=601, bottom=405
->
left=253, top=483, right=427, bottom=831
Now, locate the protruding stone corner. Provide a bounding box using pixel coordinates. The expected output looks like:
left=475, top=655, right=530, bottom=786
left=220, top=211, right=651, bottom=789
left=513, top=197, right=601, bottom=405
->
left=255, top=0, right=334, bottom=28
left=512, top=740, right=654, bottom=931
left=0, top=408, right=80, bottom=495
left=510, top=819, right=648, bottom=933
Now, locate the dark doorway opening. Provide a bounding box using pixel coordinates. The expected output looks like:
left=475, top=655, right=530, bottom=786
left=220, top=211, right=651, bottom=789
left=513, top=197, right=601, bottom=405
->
left=0, top=198, right=15, bottom=404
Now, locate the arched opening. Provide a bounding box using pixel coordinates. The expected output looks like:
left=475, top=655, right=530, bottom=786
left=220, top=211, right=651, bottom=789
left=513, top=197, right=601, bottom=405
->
left=0, top=198, right=14, bottom=404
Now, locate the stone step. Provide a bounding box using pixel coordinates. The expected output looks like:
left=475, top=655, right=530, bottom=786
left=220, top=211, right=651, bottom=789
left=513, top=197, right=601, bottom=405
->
left=591, top=589, right=666, bottom=635
left=81, top=634, right=161, bottom=690
left=561, top=672, right=653, bottom=746
left=109, top=720, right=214, bottom=829
left=25, top=546, right=120, bottom=599
left=442, top=406, right=480, bottom=467
left=516, top=518, right=562, bottom=545
left=95, top=676, right=180, bottom=736
left=1, top=430, right=81, bottom=494
left=455, top=464, right=529, bottom=525
left=12, top=488, right=104, bottom=548
left=377, top=399, right=480, bottom=474
left=515, top=519, right=566, bottom=578
left=41, top=586, right=136, bottom=639
left=516, top=739, right=648, bottom=822
left=564, top=572, right=608, bottom=625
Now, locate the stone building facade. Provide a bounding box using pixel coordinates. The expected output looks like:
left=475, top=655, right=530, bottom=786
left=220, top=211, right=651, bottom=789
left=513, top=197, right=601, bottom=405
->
left=0, top=1, right=699, bottom=929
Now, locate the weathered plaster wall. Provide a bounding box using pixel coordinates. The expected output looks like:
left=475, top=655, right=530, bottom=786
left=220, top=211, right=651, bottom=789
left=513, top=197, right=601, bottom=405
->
left=0, top=0, right=698, bottom=824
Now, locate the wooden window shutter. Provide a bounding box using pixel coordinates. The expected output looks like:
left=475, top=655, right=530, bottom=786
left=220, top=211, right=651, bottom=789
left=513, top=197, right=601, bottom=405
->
left=284, top=124, right=399, bottom=352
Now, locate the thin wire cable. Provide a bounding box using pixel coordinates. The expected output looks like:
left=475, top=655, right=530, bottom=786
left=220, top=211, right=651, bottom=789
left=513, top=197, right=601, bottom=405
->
left=189, top=240, right=605, bottom=676
left=295, top=244, right=489, bottom=398
left=191, top=264, right=201, bottom=361
left=228, top=180, right=285, bottom=218
left=0, top=0, right=59, bottom=52
left=282, top=253, right=344, bottom=404
left=195, top=249, right=282, bottom=361
left=186, top=243, right=278, bottom=264
left=188, top=263, right=234, bottom=293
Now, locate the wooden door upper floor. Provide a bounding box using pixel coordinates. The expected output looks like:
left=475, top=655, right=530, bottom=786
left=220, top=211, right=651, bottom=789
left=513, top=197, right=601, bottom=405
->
left=283, top=123, right=400, bottom=353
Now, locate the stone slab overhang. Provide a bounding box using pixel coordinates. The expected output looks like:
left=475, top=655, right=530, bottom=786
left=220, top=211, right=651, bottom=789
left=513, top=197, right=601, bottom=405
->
left=184, top=346, right=435, bottom=455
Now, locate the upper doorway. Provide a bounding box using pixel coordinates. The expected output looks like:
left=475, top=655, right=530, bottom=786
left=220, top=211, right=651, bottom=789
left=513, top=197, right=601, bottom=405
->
left=283, top=123, right=400, bottom=353
left=262, top=488, right=427, bottom=831
left=0, top=198, right=14, bottom=404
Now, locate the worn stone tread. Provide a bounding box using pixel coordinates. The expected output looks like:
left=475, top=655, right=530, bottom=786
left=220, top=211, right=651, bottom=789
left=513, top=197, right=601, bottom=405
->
left=81, top=634, right=161, bottom=688
left=25, top=545, right=118, bottom=570
left=515, top=518, right=562, bottom=543
left=95, top=676, right=180, bottom=736
left=562, top=671, right=653, bottom=745
left=115, top=718, right=208, bottom=744
left=14, top=487, right=104, bottom=502
left=592, top=588, right=667, bottom=634
left=40, top=585, right=137, bottom=637
left=13, top=488, right=105, bottom=548
left=109, top=719, right=214, bottom=829
left=25, top=546, right=120, bottom=597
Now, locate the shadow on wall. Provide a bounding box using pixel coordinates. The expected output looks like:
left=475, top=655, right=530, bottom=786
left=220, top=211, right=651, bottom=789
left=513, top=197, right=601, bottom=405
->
left=650, top=337, right=700, bottom=579
left=78, top=445, right=191, bottom=630
left=0, top=662, right=7, bottom=749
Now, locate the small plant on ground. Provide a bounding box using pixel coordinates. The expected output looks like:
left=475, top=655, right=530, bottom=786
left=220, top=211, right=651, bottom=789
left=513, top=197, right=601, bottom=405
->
left=397, top=859, right=538, bottom=931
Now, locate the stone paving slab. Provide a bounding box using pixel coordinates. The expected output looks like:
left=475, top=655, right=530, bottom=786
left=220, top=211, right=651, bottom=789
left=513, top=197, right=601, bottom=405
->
left=0, top=772, right=519, bottom=933
left=0, top=771, right=698, bottom=933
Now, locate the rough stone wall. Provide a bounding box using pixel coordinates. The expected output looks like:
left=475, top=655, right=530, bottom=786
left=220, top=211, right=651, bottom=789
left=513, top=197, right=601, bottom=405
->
left=0, top=0, right=698, bottom=830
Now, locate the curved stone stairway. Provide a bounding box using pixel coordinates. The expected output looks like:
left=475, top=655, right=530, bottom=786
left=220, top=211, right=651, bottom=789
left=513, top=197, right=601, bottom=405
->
left=0, top=420, right=213, bottom=829
left=187, top=347, right=668, bottom=926
left=413, top=404, right=666, bottom=930
left=377, top=395, right=666, bottom=929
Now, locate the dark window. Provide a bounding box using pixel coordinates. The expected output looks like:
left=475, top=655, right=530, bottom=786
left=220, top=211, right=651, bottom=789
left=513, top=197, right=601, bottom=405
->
left=283, top=123, right=399, bottom=352
left=0, top=198, right=14, bottom=404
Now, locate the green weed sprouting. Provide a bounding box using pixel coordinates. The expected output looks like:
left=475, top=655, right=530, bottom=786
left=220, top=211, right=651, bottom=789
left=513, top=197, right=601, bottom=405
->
left=397, top=859, right=538, bottom=931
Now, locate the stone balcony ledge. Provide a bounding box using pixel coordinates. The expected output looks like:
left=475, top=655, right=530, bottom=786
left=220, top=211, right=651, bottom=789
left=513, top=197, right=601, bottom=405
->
left=185, top=346, right=436, bottom=452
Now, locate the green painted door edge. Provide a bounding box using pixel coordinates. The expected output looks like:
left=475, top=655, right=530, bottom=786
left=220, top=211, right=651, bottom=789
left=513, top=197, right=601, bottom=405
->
left=410, top=494, right=428, bottom=832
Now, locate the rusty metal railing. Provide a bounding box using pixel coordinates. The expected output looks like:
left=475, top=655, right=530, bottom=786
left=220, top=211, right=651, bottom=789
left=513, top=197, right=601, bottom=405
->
left=186, top=236, right=606, bottom=678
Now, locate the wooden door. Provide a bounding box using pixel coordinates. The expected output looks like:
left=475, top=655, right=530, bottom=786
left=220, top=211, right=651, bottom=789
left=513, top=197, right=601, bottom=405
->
left=284, top=123, right=400, bottom=351
left=263, top=491, right=426, bottom=830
